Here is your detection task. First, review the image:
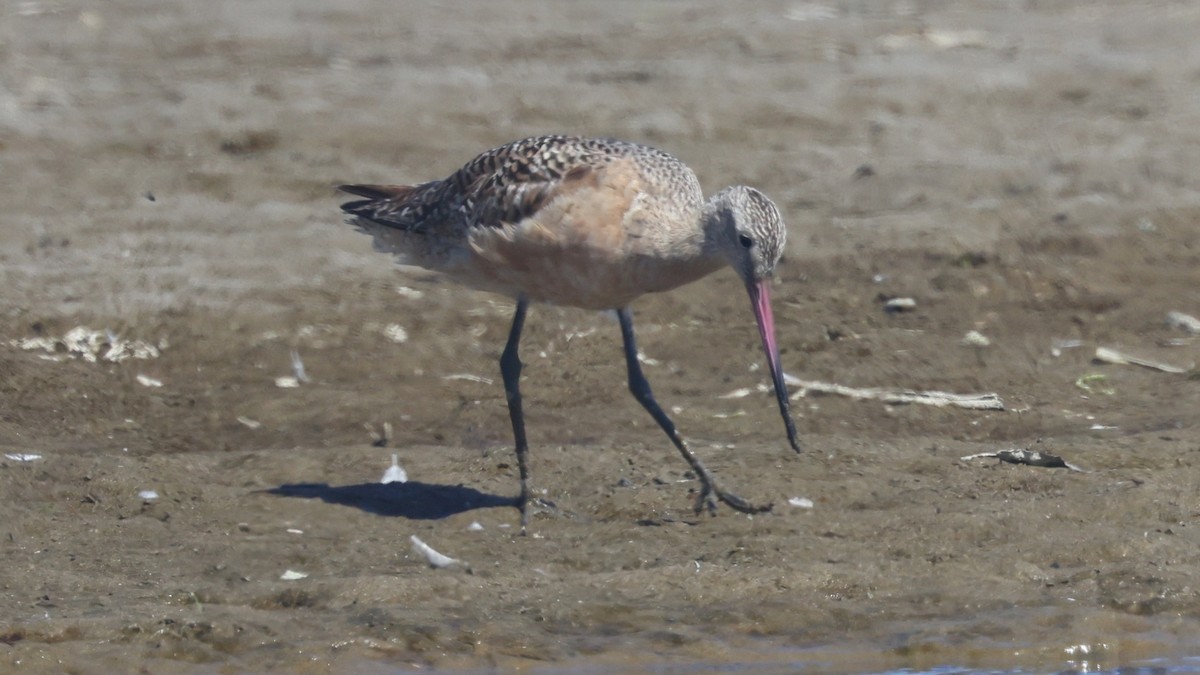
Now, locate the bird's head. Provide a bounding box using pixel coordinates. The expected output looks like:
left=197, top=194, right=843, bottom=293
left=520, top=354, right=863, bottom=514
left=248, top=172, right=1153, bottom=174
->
left=711, top=185, right=787, bottom=286
left=705, top=185, right=800, bottom=453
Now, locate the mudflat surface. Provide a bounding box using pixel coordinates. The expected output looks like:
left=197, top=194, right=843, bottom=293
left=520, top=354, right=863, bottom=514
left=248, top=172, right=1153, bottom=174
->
left=3, top=1, right=1200, bottom=671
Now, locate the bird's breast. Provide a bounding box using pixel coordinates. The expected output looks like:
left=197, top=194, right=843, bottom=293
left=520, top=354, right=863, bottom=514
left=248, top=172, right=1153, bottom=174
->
left=460, top=196, right=719, bottom=309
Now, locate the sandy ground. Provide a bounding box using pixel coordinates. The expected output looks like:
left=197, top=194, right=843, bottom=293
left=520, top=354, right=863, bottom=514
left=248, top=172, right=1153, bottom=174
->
left=3, top=1, right=1200, bottom=671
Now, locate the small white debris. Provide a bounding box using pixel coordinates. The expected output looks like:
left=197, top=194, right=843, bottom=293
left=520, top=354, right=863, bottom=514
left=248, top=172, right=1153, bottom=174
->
left=924, top=28, right=988, bottom=49
left=1166, top=311, right=1200, bottom=335
left=883, top=297, right=916, bottom=313
left=719, top=388, right=754, bottom=399
left=236, top=416, right=262, bottom=429
left=564, top=327, right=597, bottom=341
left=138, top=490, right=159, bottom=501
left=1090, top=424, right=1118, bottom=430
left=636, top=351, right=659, bottom=366
left=381, top=454, right=408, bottom=484
left=4, top=453, right=42, bottom=462
left=785, top=3, right=837, bottom=22
left=136, top=374, right=163, bottom=388
left=290, top=350, right=310, bottom=383
left=1051, top=338, right=1084, bottom=357
left=275, top=376, right=300, bottom=388
left=786, top=378, right=1005, bottom=410
left=467, top=522, right=484, bottom=531
left=366, top=421, right=394, bottom=447
left=383, top=324, right=409, bottom=343
left=286, top=528, right=304, bottom=535
left=394, top=285, right=425, bottom=299
left=443, top=373, right=494, bottom=385
left=960, top=330, right=991, bottom=348
left=11, top=333, right=55, bottom=348
left=410, top=535, right=468, bottom=570
left=1094, top=346, right=1192, bottom=374
left=788, top=497, right=815, bottom=509
left=280, top=570, right=308, bottom=581
left=880, top=28, right=989, bottom=52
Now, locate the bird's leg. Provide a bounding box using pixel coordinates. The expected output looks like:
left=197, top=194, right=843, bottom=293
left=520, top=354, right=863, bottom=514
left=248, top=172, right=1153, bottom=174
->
left=616, top=307, right=773, bottom=516
left=500, top=295, right=532, bottom=533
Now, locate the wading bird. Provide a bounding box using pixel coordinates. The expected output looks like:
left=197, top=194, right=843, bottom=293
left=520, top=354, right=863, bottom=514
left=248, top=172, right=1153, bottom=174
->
left=340, top=135, right=800, bottom=530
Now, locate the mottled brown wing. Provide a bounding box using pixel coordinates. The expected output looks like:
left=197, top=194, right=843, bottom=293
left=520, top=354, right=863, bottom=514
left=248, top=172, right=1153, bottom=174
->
left=445, top=135, right=645, bottom=231
left=341, top=136, right=620, bottom=233
left=464, top=164, right=594, bottom=229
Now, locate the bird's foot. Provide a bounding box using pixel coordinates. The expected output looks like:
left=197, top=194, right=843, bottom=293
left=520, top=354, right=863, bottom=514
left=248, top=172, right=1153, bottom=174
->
left=716, top=488, right=773, bottom=514
left=693, top=481, right=773, bottom=516
left=515, top=492, right=530, bottom=536
left=515, top=492, right=562, bottom=535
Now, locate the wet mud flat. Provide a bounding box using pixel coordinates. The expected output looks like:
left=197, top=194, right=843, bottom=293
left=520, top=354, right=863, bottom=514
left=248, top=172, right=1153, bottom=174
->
left=3, top=1, right=1200, bottom=671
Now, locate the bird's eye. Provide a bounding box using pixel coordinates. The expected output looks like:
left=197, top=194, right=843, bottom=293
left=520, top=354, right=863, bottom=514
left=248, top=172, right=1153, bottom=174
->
left=738, top=234, right=754, bottom=249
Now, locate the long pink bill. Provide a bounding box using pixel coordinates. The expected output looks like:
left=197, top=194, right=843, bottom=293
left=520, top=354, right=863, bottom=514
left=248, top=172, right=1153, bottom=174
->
left=747, top=280, right=802, bottom=453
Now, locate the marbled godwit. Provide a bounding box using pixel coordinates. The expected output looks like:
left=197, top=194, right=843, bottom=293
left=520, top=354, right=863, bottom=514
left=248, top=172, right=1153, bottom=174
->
left=340, top=135, right=800, bottom=529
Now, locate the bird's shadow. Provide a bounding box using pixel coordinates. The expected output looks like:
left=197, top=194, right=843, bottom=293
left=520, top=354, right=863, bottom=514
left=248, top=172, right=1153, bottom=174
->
left=266, top=481, right=517, bottom=520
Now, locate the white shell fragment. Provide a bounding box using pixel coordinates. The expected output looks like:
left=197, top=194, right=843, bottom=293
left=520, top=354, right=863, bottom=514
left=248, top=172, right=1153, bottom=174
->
left=138, top=490, right=159, bottom=501
left=280, top=570, right=308, bottom=581
left=883, top=297, right=916, bottom=313
left=136, top=374, right=163, bottom=387
left=4, top=453, right=42, bottom=462
left=410, top=535, right=469, bottom=571
left=381, top=454, right=408, bottom=484
left=467, top=522, right=484, bottom=531
left=636, top=351, right=659, bottom=366
left=275, top=376, right=300, bottom=388
left=788, top=497, right=814, bottom=509
left=383, top=323, right=409, bottom=343
left=960, top=330, right=991, bottom=348
left=9, top=326, right=161, bottom=363
left=394, top=285, right=424, bottom=299
left=1166, top=311, right=1200, bottom=334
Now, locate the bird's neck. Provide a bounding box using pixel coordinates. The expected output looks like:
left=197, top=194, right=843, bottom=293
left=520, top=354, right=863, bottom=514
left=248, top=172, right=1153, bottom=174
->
left=698, top=189, right=735, bottom=260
